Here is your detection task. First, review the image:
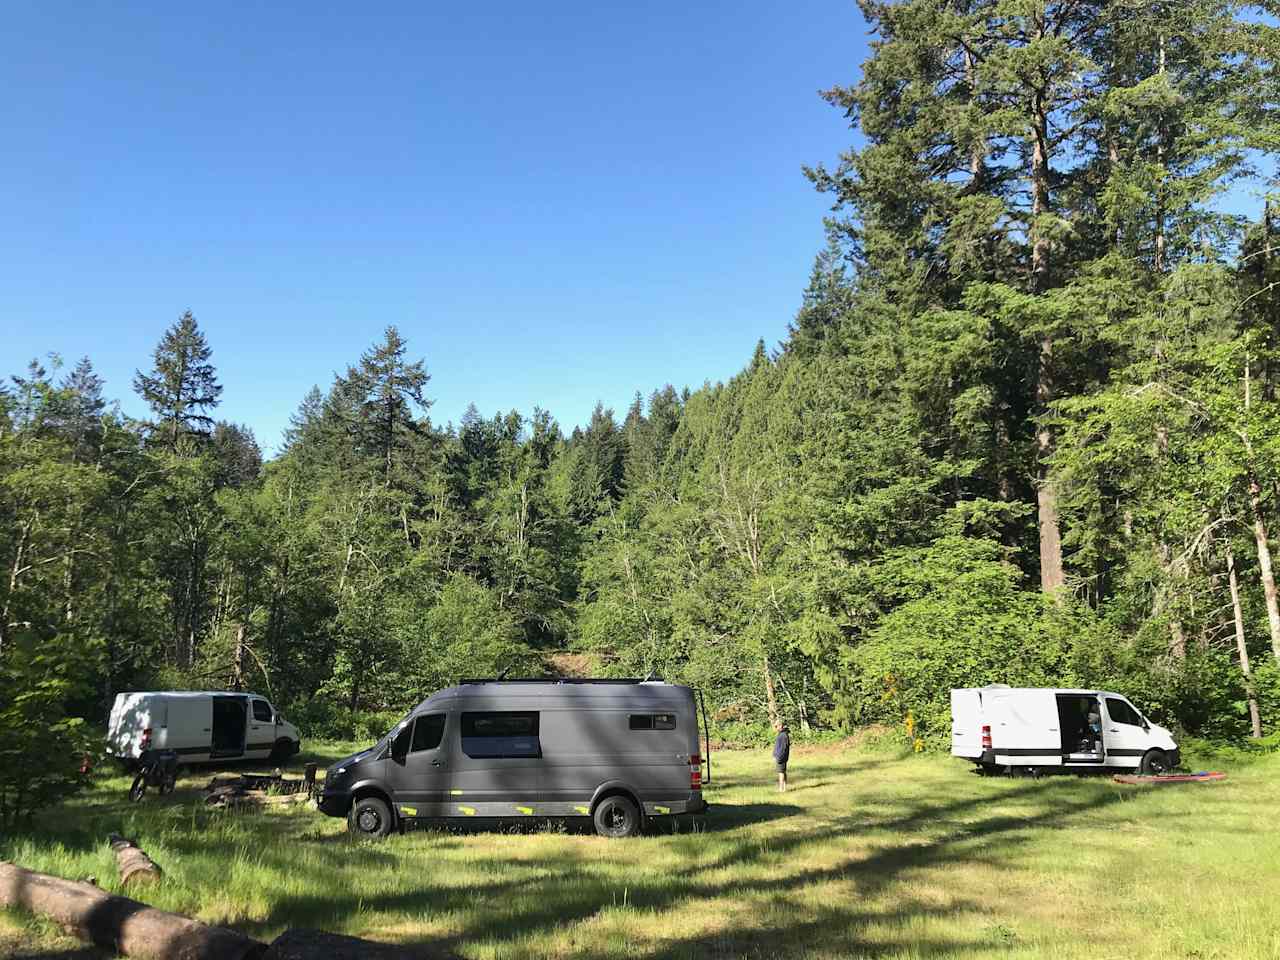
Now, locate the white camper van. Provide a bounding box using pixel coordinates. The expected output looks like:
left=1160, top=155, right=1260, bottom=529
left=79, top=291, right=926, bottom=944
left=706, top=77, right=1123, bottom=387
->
left=951, top=685, right=1179, bottom=774
left=107, top=691, right=302, bottom=766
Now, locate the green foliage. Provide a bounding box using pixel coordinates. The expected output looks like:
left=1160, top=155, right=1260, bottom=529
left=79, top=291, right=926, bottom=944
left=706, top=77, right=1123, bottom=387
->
left=0, top=626, right=100, bottom=828
left=5, top=0, right=1280, bottom=765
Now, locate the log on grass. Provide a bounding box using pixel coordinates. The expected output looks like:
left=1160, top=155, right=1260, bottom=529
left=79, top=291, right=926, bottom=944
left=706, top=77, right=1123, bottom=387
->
left=109, top=834, right=162, bottom=887
left=0, top=861, right=265, bottom=960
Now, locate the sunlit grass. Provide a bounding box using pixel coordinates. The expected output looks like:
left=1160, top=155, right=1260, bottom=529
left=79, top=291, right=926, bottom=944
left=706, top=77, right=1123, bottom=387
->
left=3, top=739, right=1278, bottom=958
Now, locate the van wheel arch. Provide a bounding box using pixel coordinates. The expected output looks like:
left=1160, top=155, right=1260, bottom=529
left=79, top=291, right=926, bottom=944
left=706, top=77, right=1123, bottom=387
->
left=1139, top=749, right=1171, bottom=776
left=590, top=784, right=644, bottom=834
left=349, top=787, right=396, bottom=838
left=269, top=738, right=295, bottom=763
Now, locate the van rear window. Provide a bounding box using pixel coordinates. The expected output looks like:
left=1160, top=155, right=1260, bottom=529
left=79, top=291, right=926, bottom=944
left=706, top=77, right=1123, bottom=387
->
left=461, top=712, right=540, bottom=759
left=630, top=713, right=676, bottom=731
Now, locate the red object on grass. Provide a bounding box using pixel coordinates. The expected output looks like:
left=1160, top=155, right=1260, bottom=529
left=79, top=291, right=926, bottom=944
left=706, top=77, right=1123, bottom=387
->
left=1112, top=771, right=1226, bottom=784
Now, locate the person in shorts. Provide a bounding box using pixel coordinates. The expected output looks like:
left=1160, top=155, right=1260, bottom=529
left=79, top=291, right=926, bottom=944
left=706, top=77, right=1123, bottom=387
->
left=773, top=723, right=791, bottom=792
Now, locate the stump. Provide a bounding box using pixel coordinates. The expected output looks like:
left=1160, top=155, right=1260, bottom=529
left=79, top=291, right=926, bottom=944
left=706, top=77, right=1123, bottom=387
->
left=109, top=834, right=162, bottom=887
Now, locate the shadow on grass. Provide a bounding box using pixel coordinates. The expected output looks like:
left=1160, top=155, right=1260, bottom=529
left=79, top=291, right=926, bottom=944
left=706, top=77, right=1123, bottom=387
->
left=202, top=776, right=1159, bottom=958
left=4, top=750, right=1177, bottom=959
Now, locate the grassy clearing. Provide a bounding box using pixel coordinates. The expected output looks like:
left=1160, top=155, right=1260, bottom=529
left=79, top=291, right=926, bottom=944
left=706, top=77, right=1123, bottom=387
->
left=2, top=741, right=1278, bottom=959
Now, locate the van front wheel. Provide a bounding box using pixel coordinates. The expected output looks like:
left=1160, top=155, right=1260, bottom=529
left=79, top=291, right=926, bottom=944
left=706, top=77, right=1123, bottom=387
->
left=350, top=797, right=393, bottom=839
left=593, top=796, right=641, bottom=838
left=1139, top=749, right=1171, bottom=776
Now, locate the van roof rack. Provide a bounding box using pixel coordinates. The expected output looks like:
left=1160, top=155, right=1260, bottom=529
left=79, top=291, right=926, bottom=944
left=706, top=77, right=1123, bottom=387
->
left=458, top=677, right=663, bottom=685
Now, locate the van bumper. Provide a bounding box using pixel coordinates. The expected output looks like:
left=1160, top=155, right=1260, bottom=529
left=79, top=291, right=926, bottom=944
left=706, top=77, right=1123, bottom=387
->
left=318, top=790, right=353, bottom=818
left=643, top=796, right=707, bottom=817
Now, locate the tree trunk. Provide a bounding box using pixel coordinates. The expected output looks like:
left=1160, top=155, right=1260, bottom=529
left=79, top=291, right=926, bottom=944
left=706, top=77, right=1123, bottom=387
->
left=0, top=861, right=262, bottom=960
left=762, top=652, right=781, bottom=730
left=1248, top=478, right=1280, bottom=663
left=1029, top=49, right=1064, bottom=594
left=1154, top=31, right=1168, bottom=273
left=1225, top=544, right=1263, bottom=738
left=232, top=623, right=247, bottom=691
left=110, top=834, right=163, bottom=887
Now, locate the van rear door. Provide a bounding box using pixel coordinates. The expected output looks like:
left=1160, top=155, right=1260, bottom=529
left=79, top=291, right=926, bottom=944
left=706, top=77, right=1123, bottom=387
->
left=987, top=690, right=1062, bottom=766
left=950, top=689, right=984, bottom=759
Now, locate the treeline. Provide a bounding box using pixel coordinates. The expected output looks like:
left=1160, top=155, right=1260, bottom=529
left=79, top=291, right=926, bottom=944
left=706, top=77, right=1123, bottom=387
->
left=5, top=2, right=1280, bottom=819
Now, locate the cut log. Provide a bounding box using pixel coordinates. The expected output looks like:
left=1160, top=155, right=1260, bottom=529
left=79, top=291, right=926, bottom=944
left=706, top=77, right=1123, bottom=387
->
left=0, top=861, right=265, bottom=960
left=109, top=834, right=162, bottom=887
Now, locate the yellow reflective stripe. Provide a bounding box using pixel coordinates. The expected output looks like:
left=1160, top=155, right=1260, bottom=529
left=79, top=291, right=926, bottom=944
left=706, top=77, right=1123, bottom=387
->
left=458, top=805, right=476, bottom=816
left=654, top=805, right=670, bottom=814
left=516, top=806, right=533, bottom=815
left=449, top=789, right=464, bottom=796
left=574, top=805, right=589, bottom=815
left=400, top=806, right=417, bottom=816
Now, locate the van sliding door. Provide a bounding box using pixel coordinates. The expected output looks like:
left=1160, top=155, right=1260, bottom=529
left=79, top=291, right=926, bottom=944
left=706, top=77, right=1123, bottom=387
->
left=448, top=710, right=542, bottom=817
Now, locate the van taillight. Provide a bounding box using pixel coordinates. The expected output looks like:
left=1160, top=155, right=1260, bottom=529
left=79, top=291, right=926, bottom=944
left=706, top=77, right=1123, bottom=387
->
left=141, top=728, right=152, bottom=750
left=981, top=725, right=992, bottom=750
left=690, top=753, right=702, bottom=791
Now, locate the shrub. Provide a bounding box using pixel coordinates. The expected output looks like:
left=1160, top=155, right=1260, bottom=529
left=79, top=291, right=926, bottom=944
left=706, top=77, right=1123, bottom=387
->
left=0, top=627, right=99, bottom=828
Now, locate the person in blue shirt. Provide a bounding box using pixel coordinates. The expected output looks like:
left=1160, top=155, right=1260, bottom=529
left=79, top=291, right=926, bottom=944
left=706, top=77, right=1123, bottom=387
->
left=773, top=724, right=791, bottom=792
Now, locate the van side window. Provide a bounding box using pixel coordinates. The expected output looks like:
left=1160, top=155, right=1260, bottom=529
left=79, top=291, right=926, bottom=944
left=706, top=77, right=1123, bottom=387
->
left=461, top=712, right=540, bottom=759
left=629, top=714, right=676, bottom=730
left=411, top=713, right=445, bottom=753
left=252, top=700, right=272, bottom=723
left=1106, top=698, right=1142, bottom=726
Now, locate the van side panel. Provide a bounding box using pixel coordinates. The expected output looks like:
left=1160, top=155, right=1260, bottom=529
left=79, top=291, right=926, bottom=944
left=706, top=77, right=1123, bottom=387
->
left=950, top=689, right=983, bottom=759
left=163, top=696, right=214, bottom=760
left=987, top=691, right=1063, bottom=766
left=446, top=696, right=544, bottom=815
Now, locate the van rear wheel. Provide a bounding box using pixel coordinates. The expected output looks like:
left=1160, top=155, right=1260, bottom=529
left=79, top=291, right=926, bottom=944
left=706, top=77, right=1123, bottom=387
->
left=593, top=795, right=641, bottom=838
left=350, top=797, right=392, bottom=839
left=1140, top=749, right=1171, bottom=776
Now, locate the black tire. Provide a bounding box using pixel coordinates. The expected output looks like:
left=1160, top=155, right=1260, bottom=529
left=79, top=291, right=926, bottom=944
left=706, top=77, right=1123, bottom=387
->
left=349, top=796, right=393, bottom=839
left=1140, top=749, right=1171, bottom=776
left=269, top=739, right=294, bottom=764
left=129, top=775, right=146, bottom=803
left=593, top=795, right=641, bottom=838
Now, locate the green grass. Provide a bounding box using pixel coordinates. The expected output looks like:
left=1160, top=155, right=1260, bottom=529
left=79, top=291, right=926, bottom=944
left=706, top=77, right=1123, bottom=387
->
left=3, top=740, right=1279, bottom=959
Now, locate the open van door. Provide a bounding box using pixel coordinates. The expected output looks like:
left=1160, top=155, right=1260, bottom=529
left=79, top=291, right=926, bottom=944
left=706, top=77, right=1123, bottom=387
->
left=950, top=689, right=984, bottom=760
left=211, top=696, right=247, bottom=759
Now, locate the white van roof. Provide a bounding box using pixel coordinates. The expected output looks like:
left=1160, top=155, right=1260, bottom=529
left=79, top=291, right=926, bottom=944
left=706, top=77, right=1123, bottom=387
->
left=118, top=690, right=268, bottom=699
left=957, top=686, right=1127, bottom=698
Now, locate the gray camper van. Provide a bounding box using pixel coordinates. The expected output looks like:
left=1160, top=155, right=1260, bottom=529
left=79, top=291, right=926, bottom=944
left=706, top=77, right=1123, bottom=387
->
left=318, top=678, right=710, bottom=838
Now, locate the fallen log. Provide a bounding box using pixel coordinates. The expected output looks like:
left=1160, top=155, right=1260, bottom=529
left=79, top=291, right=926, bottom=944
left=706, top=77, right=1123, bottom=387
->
left=0, top=861, right=264, bottom=960
left=109, top=834, right=162, bottom=887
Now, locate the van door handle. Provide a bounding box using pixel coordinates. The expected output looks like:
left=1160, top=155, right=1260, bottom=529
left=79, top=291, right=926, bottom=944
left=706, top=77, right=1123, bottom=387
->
left=202, top=728, right=211, bottom=732
left=1109, top=728, right=1119, bottom=732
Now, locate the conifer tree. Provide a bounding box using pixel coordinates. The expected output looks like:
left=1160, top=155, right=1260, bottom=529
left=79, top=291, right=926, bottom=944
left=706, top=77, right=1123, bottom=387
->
left=133, top=311, right=223, bottom=451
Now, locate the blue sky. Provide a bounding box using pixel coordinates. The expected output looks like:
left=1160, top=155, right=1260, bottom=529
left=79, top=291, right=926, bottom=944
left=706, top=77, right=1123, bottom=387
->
left=0, top=1, right=869, bottom=454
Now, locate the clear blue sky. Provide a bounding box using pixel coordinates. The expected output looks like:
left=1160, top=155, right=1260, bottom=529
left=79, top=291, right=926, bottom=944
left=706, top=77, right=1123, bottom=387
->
left=0, top=1, right=869, bottom=454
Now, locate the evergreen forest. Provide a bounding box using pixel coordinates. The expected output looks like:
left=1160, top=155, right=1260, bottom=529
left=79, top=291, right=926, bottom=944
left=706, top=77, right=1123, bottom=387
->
left=5, top=0, right=1280, bottom=823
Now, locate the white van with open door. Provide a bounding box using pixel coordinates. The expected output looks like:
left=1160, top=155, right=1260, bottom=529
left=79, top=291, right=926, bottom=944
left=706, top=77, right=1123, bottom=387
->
left=951, top=685, right=1179, bottom=774
left=107, top=691, right=301, bottom=766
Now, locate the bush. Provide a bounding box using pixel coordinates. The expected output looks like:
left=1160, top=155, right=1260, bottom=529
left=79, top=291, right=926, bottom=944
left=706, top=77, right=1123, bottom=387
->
left=0, top=627, right=99, bottom=828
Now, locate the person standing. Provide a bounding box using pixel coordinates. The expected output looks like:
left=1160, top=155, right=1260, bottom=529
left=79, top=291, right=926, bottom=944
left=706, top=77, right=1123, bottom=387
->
left=773, top=724, right=791, bottom=792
